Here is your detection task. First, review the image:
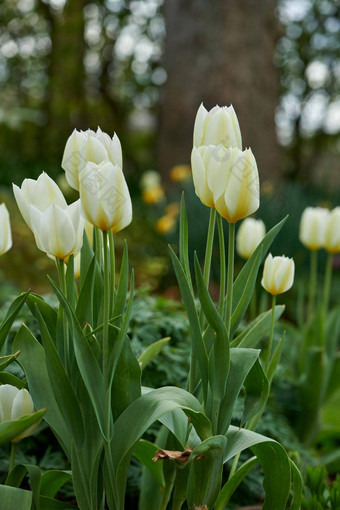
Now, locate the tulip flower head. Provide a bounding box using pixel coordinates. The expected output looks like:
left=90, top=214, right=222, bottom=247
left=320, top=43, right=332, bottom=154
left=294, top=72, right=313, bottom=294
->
left=0, top=204, right=12, bottom=255
left=191, top=145, right=260, bottom=223
left=299, top=207, right=330, bottom=251
left=29, top=200, right=84, bottom=260
left=236, top=218, right=266, bottom=259
left=13, top=173, right=67, bottom=231
left=261, top=253, right=295, bottom=295
left=79, top=160, right=132, bottom=232
left=0, top=385, right=36, bottom=442
left=62, top=128, right=123, bottom=191
left=193, top=103, right=242, bottom=149
left=324, top=207, right=340, bottom=254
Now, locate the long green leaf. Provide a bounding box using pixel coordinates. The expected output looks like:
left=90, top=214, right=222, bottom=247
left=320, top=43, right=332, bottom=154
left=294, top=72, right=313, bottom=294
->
left=26, top=293, right=57, bottom=340
left=133, top=440, right=165, bottom=489
left=112, top=241, right=129, bottom=324
left=225, top=425, right=291, bottom=510
left=76, top=255, right=96, bottom=328
left=40, top=470, right=72, bottom=498
left=233, top=216, right=288, bottom=311
left=0, top=485, right=32, bottom=509
left=242, top=358, right=269, bottom=427
left=179, top=193, right=193, bottom=293
left=0, top=409, right=45, bottom=445
left=289, top=458, right=303, bottom=510
left=0, top=372, right=25, bottom=388
left=0, top=351, right=20, bottom=371
left=0, top=291, right=29, bottom=351
left=215, top=456, right=258, bottom=510
left=231, top=305, right=285, bottom=348
left=137, top=337, right=171, bottom=371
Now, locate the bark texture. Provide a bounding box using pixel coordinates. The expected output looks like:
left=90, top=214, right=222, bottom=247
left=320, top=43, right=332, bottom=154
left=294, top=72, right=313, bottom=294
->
left=158, top=0, right=282, bottom=183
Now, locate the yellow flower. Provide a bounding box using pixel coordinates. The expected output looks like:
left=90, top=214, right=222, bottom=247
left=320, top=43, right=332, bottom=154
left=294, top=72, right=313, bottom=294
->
left=142, top=185, right=165, bottom=204
left=155, top=215, right=176, bottom=234
left=169, top=165, right=191, bottom=182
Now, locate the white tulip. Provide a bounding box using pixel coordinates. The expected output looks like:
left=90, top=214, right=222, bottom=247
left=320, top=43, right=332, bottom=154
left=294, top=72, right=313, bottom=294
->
left=261, top=253, right=295, bottom=295
left=13, top=173, right=67, bottom=231
left=299, top=207, right=330, bottom=251
left=192, top=145, right=259, bottom=223
left=62, top=128, right=123, bottom=191
left=29, top=200, right=84, bottom=260
left=324, top=207, right=340, bottom=254
left=79, top=160, right=132, bottom=232
left=193, top=103, right=242, bottom=149
left=0, top=385, right=36, bottom=441
left=236, top=218, right=266, bottom=259
left=0, top=204, right=12, bottom=255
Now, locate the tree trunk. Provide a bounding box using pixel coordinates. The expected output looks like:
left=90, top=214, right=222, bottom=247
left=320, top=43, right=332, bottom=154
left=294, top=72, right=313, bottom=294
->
left=158, top=0, right=282, bottom=184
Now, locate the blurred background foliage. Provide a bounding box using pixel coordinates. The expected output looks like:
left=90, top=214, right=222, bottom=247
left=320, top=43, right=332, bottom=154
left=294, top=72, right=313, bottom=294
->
left=0, top=0, right=339, bottom=293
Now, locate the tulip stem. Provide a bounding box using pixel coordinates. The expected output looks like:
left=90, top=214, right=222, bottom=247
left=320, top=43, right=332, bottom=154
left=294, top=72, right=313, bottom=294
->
left=199, top=209, right=216, bottom=329
left=308, top=250, right=318, bottom=318
left=225, top=222, right=235, bottom=338
left=109, top=230, right=115, bottom=315
left=9, top=442, right=15, bottom=473
left=56, top=258, right=70, bottom=372
left=95, top=227, right=103, bottom=267
left=323, top=252, right=333, bottom=314
left=265, top=294, right=276, bottom=371
left=102, top=230, right=110, bottom=392
left=217, top=215, right=226, bottom=316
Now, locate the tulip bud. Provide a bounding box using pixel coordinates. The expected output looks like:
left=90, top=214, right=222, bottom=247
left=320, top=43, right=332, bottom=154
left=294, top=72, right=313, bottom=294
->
left=299, top=207, right=330, bottom=251
left=191, top=145, right=259, bottom=223
left=236, top=218, right=266, bottom=259
left=29, top=200, right=84, bottom=260
left=79, top=160, right=132, bottom=232
left=0, top=385, right=36, bottom=441
left=193, top=103, right=242, bottom=149
left=324, top=207, right=340, bottom=254
left=62, top=128, right=123, bottom=191
left=0, top=204, right=12, bottom=255
left=261, top=253, right=295, bottom=295
left=13, top=173, right=67, bottom=231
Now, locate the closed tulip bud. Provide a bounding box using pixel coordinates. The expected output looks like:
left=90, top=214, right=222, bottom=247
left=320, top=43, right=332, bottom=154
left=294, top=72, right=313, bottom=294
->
left=324, top=207, right=340, bottom=253
left=0, top=204, right=12, bottom=255
left=236, top=218, right=266, bottom=259
left=261, top=253, right=295, bottom=295
left=79, top=160, right=132, bottom=232
left=193, top=103, right=242, bottom=149
left=191, top=145, right=260, bottom=223
left=13, top=173, right=67, bottom=231
left=62, top=128, right=123, bottom=191
left=299, top=207, right=330, bottom=251
left=29, top=200, right=84, bottom=260
left=0, top=385, right=36, bottom=441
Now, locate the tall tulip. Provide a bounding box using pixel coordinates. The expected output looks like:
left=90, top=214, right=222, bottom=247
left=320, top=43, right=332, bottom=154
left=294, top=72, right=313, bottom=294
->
left=193, top=103, right=242, bottom=149
left=191, top=145, right=259, bottom=223
left=62, top=128, right=123, bottom=191
left=261, top=253, right=295, bottom=295
left=0, top=204, right=12, bottom=255
left=299, top=207, right=330, bottom=251
left=13, top=172, right=67, bottom=231
left=0, top=385, right=36, bottom=441
left=29, top=201, right=84, bottom=259
left=324, top=207, right=340, bottom=254
left=236, top=218, right=266, bottom=260
left=79, top=160, right=132, bottom=232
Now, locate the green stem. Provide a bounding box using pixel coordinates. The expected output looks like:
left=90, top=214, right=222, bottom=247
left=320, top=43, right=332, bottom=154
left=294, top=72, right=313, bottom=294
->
left=108, top=230, right=115, bottom=315
left=229, top=452, right=240, bottom=479
left=57, top=258, right=70, bottom=372
left=102, top=230, right=110, bottom=394
left=265, top=295, right=276, bottom=371
left=250, top=287, right=257, bottom=320
left=217, top=215, right=226, bottom=316
left=199, top=208, right=216, bottom=329
left=95, top=227, right=103, bottom=267
left=323, top=252, right=333, bottom=314
left=9, top=442, right=15, bottom=473
left=225, top=222, right=235, bottom=336
left=308, top=250, right=318, bottom=318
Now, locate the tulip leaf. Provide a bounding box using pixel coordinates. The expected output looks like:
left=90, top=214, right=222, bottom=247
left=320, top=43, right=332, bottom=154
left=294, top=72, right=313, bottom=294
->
left=169, top=246, right=209, bottom=401
left=34, top=306, right=85, bottom=450
left=112, top=241, right=129, bottom=325
left=217, top=348, right=260, bottom=435
left=224, top=425, right=291, bottom=510
left=112, top=386, right=212, bottom=508
left=179, top=193, right=193, bottom=293
left=233, top=216, right=288, bottom=313
left=289, top=458, right=303, bottom=510
left=75, top=255, right=96, bottom=328
left=80, top=228, right=94, bottom=287
left=0, top=290, right=30, bottom=351
left=133, top=439, right=165, bottom=489
left=231, top=305, right=285, bottom=348
left=65, top=254, right=77, bottom=310
left=39, top=496, right=78, bottom=509
left=0, top=408, right=46, bottom=446
left=0, top=372, right=25, bottom=388
left=267, top=336, right=284, bottom=384
left=48, top=277, right=107, bottom=440
left=13, top=325, right=71, bottom=455
left=0, top=485, right=32, bottom=509
left=137, top=337, right=171, bottom=371
left=242, top=358, right=269, bottom=427
left=26, top=293, right=57, bottom=340
left=230, top=247, right=263, bottom=339
left=215, top=456, right=258, bottom=510
left=40, top=470, right=72, bottom=498
left=194, top=254, right=229, bottom=400
left=186, top=435, right=227, bottom=510
left=0, top=351, right=20, bottom=371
